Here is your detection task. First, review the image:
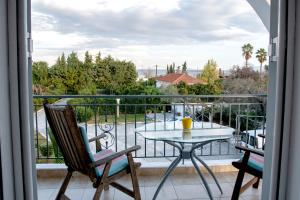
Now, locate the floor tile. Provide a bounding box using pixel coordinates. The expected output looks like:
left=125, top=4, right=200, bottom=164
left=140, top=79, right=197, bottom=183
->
left=83, top=188, right=115, bottom=200
left=68, top=176, right=90, bottom=189
left=140, top=175, right=172, bottom=187
left=240, top=194, right=261, bottom=200
left=171, top=174, right=202, bottom=186
left=37, top=178, right=63, bottom=189
left=206, top=182, right=233, bottom=198
left=38, top=189, right=56, bottom=200
left=49, top=188, right=84, bottom=200
left=114, top=187, right=145, bottom=200
left=173, top=184, right=209, bottom=199
left=145, top=185, right=177, bottom=200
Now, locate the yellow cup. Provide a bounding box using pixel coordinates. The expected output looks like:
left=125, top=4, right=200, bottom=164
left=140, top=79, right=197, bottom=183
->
left=182, top=117, right=192, bottom=129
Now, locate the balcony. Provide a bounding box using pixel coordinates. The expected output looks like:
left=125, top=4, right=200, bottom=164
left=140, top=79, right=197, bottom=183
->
left=34, top=94, right=266, bottom=199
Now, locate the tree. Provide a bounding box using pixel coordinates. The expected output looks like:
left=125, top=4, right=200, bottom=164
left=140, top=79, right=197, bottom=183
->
left=242, top=43, right=254, bottom=67
left=167, top=63, right=176, bottom=74
left=256, top=48, right=267, bottom=80
left=33, top=51, right=139, bottom=95
left=177, top=81, right=188, bottom=95
left=95, top=52, right=101, bottom=64
left=182, top=61, right=187, bottom=73
left=84, top=51, right=93, bottom=67
left=32, top=61, right=49, bottom=86
left=222, top=78, right=263, bottom=94
left=188, top=82, right=222, bottom=95
left=159, top=85, right=178, bottom=95
left=222, top=64, right=266, bottom=94
left=229, top=65, right=259, bottom=80
left=200, top=59, right=219, bottom=85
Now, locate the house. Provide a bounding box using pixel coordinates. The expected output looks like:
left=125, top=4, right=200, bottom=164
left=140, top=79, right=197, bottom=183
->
left=156, top=73, right=206, bottom=87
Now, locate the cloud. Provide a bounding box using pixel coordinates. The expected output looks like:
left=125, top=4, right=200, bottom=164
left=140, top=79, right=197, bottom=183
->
left=32, top=0, right=266, bottom=46
left=31, top=0, right=269, bottom=67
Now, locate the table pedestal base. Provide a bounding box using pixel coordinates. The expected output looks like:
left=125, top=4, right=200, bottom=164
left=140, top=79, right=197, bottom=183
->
left=152, top=141, right=223, bottom=200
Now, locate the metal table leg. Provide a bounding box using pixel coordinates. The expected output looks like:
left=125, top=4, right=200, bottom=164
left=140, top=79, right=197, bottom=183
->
left=191, top=155, right=214, bottom=200
left=152, top=155, right=182, bottom=200
left=193, top=152, right=223, bottom=194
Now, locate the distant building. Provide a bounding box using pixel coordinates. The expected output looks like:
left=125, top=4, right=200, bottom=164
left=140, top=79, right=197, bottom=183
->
left=156, top=73, right=206, bottom=87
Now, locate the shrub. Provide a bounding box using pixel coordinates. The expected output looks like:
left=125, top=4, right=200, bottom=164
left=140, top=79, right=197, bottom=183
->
left=75, top=106, right=94, bottom=122
left=39, top=143, right=53, bottom=157
left=48, top=129, right=64, bottom=163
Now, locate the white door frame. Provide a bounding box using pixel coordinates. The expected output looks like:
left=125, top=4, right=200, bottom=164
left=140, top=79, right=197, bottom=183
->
left=247, top=0, right=270, bottom=31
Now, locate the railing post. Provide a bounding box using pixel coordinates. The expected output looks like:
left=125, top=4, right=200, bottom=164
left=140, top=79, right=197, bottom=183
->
left=116, top=98, right=120, bottom=118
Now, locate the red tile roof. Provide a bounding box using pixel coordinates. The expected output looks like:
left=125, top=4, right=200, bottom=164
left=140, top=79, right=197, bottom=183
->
left=156, top=73, right=206, bottom=85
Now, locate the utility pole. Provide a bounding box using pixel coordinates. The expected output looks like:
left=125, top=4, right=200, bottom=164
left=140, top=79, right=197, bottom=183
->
left=155, top=65, right=158, bottom=88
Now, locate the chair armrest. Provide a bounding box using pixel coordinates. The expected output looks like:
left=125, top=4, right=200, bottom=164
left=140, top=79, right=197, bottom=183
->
left=88, top=133, right=107, bottom=143
left=258, top=134, right=265, bottom=138
left=90, top=145, right=141, bottom=168
left=235, top=144, right=264, bottom=157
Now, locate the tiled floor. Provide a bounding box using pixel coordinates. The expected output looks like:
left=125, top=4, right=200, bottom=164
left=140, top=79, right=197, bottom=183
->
left=38, top=172, right=261, bottom=200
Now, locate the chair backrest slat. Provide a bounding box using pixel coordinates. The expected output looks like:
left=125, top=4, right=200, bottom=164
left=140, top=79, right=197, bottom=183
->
left=44, top=103, right=94, bottom=176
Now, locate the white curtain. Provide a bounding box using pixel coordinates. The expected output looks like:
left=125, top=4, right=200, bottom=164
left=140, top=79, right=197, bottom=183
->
left=0, top=0, right=37, bottom=199
left=263, top=0, right=300, bottom=199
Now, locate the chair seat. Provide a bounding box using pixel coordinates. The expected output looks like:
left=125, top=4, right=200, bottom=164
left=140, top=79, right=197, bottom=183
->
left=233, top=153, right=264, bottom=177
left=94, top=149, right=129, bottom=177
left=247, top=154, right=264, bottom=172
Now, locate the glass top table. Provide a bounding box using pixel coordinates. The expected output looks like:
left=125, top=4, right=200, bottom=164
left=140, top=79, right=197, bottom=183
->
left=136, top=122, right=235, bottom=200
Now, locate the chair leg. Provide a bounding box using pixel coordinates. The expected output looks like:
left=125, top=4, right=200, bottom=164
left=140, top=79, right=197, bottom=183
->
left=232, top=169, right=245, bottom=200
left=93, top=161, right=112, bottom=200
left=252, top=178, right=260, bottom=188
left=56, top=170, right=73, bottom=200
left=231, top=151, right=250, bottom=200
left=127, top=153, right=141, bottom=200
left=93, top=184, right=104, bottom=200
left=104, top=184, right=109, bottom=191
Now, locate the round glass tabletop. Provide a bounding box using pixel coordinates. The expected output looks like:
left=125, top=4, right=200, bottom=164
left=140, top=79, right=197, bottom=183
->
left=135, top=121, right=235, bottom=143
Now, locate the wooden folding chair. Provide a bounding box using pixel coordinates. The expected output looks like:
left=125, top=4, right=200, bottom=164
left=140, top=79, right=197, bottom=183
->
left=231, top=134, right=264, bottom=200
left=44, top=103, right=141, bottom=200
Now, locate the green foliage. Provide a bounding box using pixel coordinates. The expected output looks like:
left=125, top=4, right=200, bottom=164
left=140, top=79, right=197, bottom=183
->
left=195, top=59, right=223, bottom=94
left=75, top=106, right=94, bottom=123
left=242, top=43, right=254, bottom=67
left=159, top=85, right=178, bottom=95
left=182, top=61, right=187, bottom=73
left=167, top=63, right=176, bottom=74
left=177, top=81, right=189, bottom=95
left=39, top=143, right=53, bottom=157
left=229, top=65, right=259, bottom=80
left=33, top=51, right=138, bottom=95
left=256, top=48, right=267, bottom=78
left=188, top=82, right=222, bottom=95
left=256, top=48, right=267, bottom=65
left=78, top=84, right=97, bottom=95
left=200, top=59, right=220, bottom=84
left=32, top=61, right=49, bottom=86
left=48, top=129, right=64, bottom=163
left=195, top=103, right=265, bottom=130
left=93, top=55, right=138, bottom=94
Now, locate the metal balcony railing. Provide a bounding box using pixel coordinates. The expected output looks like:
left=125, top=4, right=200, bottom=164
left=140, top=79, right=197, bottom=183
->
left=33, top=94, right=267, bottom=163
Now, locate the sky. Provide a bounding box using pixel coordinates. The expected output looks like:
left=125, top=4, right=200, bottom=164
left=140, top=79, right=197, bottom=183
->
left=31, top=0, right=269, bottom=70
